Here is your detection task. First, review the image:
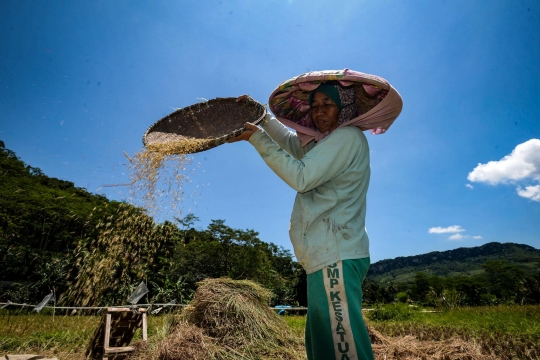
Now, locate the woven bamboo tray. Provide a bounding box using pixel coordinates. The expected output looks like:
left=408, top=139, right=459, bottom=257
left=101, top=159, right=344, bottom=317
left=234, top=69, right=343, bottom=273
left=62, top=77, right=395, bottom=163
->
left=143, top=97, right=267, bottom=154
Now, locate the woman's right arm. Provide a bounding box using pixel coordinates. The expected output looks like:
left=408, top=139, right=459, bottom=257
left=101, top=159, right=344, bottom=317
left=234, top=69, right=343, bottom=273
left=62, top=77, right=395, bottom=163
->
left=248, top=127, right=362, bottom=193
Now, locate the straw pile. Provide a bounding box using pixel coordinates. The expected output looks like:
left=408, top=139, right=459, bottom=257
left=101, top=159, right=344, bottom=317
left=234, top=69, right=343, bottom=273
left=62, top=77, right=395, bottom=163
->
left=131, top=278, right=304, bottom=360
left=154, top=323, right=229, bottom=360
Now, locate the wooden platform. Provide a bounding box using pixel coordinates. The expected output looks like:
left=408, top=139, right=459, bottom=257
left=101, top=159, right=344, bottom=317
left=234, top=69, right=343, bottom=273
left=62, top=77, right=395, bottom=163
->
left=86, top=307, right=147, bottom=360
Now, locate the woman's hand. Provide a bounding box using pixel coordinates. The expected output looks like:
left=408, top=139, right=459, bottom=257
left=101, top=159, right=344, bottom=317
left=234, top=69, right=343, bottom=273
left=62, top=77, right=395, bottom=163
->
left=227, top=95, right=260, bottom=143
left=227, top=122, right=259, bottom=143
left=236, top=94, right=252, bottom=103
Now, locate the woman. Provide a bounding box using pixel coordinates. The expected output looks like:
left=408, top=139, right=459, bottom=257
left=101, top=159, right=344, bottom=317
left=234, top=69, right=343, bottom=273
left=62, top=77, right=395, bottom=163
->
left=230, top=82, right=375, bottom=360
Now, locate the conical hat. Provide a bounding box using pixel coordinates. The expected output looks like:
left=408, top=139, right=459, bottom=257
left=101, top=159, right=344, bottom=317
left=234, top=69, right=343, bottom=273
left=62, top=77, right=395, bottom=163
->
left=268, top=69, right=403, bottom=146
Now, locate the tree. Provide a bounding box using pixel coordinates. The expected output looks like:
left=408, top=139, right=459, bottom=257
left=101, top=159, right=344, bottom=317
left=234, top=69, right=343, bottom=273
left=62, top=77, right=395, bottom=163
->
left=519, top=273, right=540, bottom=304
left=410, top=272, right=431, bottom=302
left=169, top=219, right=300, bottom=305
left=482, top=260, right=523, bottom=302
left=0, top=142, right=125, bottom=303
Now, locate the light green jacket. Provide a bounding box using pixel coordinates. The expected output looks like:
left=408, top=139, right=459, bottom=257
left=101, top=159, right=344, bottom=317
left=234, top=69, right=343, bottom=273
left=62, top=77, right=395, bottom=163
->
left=249, top=116, right=370, bottom=274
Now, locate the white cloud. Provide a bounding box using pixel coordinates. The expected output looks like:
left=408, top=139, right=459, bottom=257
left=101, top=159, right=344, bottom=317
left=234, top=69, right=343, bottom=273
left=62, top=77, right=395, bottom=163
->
left=465, top=184, right=474, bottom=189
left=467, top=139, right=540, bottom=185
left=428, top=225, right=465, bottom=234
left=517, top=185, right=540, bottom=202
left=449, top=233, right=464, bottom=240
left=473, top=235, right=483, bottom=239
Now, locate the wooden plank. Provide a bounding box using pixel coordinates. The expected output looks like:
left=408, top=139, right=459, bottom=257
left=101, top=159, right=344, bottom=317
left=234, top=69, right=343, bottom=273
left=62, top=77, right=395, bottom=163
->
left=85, top=315, right=106, bottom=359
left=104, top=346, right=135, bottom=354
left=107, top=306, right=149, bottom=313
left=107, top=307, right=134, bottom=313
left=104, top=313, right=112, bottom=349
left=142, top=313, right=147, bottom=341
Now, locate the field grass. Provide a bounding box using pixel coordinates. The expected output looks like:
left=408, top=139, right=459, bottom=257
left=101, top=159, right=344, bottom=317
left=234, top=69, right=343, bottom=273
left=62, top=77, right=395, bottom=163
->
left=283, top=305, right=540, bottom=335
left=365, top=303, right=540, bottom=336
left=0, top=312, right=97, bottom=358
left=282, top=315, right=306, bottom=338
left=2, top=305, right=540, bottom=359
left=0, top=309, right=173, bottom=359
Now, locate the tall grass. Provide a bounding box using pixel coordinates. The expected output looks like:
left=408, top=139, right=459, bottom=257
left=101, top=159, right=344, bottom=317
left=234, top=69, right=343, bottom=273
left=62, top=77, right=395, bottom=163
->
left=369, top=304, right=540, bottom=337
left=0, top=312, right=99, bottom=359
left=283, top=315, right=306, bottom=338
left=0, top=310, right=174, bottom=359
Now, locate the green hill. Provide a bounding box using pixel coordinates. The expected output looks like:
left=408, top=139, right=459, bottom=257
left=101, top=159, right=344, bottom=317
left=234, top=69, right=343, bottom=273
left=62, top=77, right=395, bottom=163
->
left=0, top=140, right=124, bottom=283
left=0, top=141, right=302, bottom=306
left=368, top=242, right=540, bottom=283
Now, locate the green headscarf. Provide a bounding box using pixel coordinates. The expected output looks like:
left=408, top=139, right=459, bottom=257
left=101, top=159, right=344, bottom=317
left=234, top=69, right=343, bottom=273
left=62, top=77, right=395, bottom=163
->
left=308, top=84, right=342, bottom=109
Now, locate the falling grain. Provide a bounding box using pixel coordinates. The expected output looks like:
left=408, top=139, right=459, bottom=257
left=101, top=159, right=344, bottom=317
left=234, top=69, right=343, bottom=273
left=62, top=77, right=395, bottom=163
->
left=127, top=137, right=210, bottom=216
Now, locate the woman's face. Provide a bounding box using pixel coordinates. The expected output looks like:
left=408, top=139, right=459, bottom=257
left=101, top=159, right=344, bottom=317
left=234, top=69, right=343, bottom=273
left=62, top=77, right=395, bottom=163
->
left=310, top=91, right=340, bottom=133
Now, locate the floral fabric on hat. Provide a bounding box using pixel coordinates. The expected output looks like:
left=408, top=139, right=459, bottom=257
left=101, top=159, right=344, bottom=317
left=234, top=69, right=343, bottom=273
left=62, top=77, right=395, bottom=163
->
left=268, top=69, right=403, bottom=146
left=335, top=85, right=357, bottom=125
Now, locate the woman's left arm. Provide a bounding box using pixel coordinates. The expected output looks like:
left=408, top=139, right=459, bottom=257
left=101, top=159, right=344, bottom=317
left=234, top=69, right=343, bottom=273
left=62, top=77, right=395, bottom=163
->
left=259, top=115, right=313, bottom=160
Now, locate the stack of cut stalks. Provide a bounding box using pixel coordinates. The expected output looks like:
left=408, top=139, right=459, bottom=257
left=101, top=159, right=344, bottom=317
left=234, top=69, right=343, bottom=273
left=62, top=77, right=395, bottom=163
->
left=130, top=278, right=304, bottom=360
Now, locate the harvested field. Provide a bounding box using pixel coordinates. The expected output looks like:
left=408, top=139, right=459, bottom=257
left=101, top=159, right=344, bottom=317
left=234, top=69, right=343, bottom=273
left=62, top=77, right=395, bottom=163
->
left=369, top=304, right=540, bottom=359
left=369, top=325, right=498, bottom=360
left=2, top=308, right=539, bottom=359
left=127, top=279, right=525, bottom=360
left=371, top=322, right=540, bottom=359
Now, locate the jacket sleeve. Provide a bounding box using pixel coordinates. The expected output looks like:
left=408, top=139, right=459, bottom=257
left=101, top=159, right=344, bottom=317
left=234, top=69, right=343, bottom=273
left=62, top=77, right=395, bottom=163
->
left=259, top=114, right=313, bottom=160
left=249, top=127, right=360, bottom=193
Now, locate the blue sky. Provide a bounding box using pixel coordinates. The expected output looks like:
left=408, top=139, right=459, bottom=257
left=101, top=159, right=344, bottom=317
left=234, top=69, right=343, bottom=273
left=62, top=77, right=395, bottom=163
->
left=1, top=0, right=539, bottom=262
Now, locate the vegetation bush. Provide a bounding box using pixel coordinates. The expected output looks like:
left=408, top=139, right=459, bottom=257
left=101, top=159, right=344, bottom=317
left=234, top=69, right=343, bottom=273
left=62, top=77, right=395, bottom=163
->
left=366, top=303, right=415, bottom=322
left=362, top=263, right=540, bottom=308
left=396, top=291, right=408, bottom=303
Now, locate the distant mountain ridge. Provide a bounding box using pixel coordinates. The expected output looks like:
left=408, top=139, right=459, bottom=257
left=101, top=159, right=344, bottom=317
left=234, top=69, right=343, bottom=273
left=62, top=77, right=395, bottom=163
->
left=367, top=242, right=540, bottom=283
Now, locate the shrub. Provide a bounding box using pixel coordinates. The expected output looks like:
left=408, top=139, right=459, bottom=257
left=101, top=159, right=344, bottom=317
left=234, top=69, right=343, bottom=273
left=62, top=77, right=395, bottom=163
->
left=367, top=303, right=415, bottom=322
left=396, top=292, right=408, bottom=303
